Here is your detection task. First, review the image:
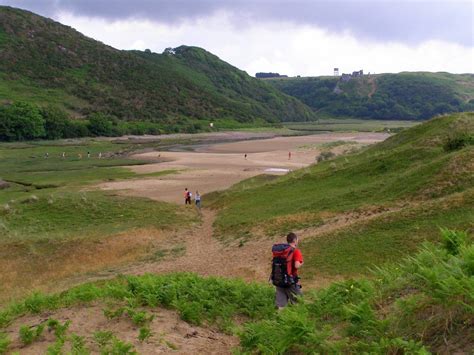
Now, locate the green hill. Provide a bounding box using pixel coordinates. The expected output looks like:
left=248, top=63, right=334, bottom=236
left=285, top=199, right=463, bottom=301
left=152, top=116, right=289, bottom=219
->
left=207, top=112, right=474, bottom=278
left=0, top=6, right=315, bottom=132
left=268, top=72, right=474, bottom=120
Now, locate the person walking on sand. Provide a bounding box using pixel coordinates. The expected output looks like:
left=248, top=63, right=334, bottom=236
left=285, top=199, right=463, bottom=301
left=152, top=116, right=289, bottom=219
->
left=184, top=188, right=191, bottom=205
left=288, top=151, right=292, bottom=160
left=195, top=191, right=201, bottom=209
left=244, top=153, right=247, bottom=160
left=270, top=232, right=303, bottom=309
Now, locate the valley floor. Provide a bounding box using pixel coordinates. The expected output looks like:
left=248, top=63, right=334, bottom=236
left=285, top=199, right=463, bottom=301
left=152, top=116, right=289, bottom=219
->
left=97, top=132, right=387, bottom=203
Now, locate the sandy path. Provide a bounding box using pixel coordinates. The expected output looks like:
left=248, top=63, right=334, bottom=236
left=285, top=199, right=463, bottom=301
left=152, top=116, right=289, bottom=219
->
left=97, top=132, right=388, bottom=203
left=118, top=204, right=402, bottom=290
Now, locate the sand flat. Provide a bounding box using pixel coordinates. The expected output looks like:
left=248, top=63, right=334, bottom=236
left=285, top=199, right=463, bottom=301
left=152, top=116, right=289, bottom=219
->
left=98, top=132, right=389, bottom=203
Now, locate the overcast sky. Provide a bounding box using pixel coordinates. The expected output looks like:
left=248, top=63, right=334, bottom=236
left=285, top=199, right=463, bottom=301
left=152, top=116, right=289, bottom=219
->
left=1, top=0, right=473, bottom=76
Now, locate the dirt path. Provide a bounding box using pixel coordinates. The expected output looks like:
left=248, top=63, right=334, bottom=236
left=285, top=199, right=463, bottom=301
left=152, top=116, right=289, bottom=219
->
left=367, top=76, right=377, bottom=98
left=114, top=204, right=404, bottom=289
left=124, top=209, right=271, bottom=282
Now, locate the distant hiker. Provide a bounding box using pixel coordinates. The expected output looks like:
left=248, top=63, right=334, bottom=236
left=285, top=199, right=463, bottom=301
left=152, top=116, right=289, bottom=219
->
left=288, top=151, right=292, bottom=160
left=184, top=188, right=191, bottom=205
left=195, top=191, right=201, bottom=209
left=62, top=152, right=65, bottom=159
left=244, top=153, right=247, bottom=160
left=98, top=152, right=102, bottom=159
left=87, top=151, right=91, bottom=158
left=271, top=232, right=304, bottom=309
left=44, top=152, right=49, bottom=159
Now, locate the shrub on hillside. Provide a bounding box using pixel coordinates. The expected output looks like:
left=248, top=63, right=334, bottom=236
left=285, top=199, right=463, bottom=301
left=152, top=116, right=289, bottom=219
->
left=443, top=133, right=474, bottom=151
left=0, top=102, right=45, bottom=141
left=41, top=106, right=70, bottom=140
left=316, top=151, right=335, bottom=162
left=87, top=113, right=115, bottom=137
left=62, top=119, right=90, bottom=138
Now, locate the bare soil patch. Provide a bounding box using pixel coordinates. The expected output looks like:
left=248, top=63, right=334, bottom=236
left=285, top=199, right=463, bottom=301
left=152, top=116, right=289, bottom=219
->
left=5, top=303, right=237, bottom=354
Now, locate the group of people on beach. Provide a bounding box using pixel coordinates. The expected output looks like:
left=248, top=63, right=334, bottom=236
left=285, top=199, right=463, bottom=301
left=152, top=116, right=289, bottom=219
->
left=42, top=151, right=103, bottom=159
left=184, top=187, right=201, bottom=208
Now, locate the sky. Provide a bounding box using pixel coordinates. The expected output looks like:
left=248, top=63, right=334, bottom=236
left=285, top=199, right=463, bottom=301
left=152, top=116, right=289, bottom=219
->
left=1, top=0, right=473, bottom=76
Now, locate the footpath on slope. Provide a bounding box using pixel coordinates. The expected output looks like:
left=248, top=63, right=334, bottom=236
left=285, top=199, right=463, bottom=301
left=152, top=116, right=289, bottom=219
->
left=111, top=205, right=404, bottom=289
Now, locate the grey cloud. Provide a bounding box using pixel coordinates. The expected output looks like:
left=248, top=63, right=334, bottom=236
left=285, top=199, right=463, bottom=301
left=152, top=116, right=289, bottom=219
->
left=1, top=0, right=472, bottom=46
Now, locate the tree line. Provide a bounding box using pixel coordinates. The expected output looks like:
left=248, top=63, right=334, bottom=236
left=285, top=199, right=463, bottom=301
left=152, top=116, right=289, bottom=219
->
left=0, top=102, right=209, bottom=141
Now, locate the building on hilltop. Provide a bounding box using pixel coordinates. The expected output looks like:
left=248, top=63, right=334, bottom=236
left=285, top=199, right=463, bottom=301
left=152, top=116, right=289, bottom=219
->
left=340, top=69, right=364, bottom=82
left=255, top=72, right=288, bottom=78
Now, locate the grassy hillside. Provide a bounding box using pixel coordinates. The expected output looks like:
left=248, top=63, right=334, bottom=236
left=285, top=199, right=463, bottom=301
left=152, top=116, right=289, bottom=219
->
left=0, top=138, right=199, bottom=302
left=0, top=230, right=472, bottom=353
left=0, top=6, right=315, bottom=129
left=269, top=72, right=474, bottom=120
left=207, top=113, right=474, bottom=279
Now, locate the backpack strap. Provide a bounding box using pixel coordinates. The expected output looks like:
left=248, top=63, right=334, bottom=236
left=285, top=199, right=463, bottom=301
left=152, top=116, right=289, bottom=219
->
left=286, top=247, right=295, bottom=276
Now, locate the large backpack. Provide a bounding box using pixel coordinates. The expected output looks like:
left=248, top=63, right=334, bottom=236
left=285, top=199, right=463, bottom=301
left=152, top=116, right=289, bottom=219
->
left=271, top=243, right=295, bottom=288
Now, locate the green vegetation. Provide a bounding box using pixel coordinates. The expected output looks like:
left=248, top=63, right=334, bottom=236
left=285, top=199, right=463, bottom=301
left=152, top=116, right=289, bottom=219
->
left=1, top=191, right=183, bottom=242
left=239, top=230, right=473, bottom=354
left=0, top=6, right=315, bottom=141
left=0, top=332, right=10, bottom=354
left=1, top=231, right=472, bottom=353
left=207, top=113, right=474, bottom=278
left=0, top=137, right=196, bottom=302
left=19, top=323, right=44, bottom=345
left=302, top=192, right=473, bottom=277
left=0, top=102, right=45, bottom=140
left=285, top=118, right=419, bottom=132
left=270, top=73, right=474, bottom=120
left=0, top=273, right=275, bottom=330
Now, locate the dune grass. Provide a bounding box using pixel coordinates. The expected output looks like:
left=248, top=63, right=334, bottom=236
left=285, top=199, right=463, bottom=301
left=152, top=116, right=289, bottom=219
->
left=207, top=113, right=474, bottom=278
left=301, top=190, right=474, bottom=278
left=0, top=191, right=186, bottom=243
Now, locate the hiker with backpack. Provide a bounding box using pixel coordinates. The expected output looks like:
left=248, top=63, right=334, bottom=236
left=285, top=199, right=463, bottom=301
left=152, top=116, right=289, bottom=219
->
left=270, top=232, right=304, bottom=309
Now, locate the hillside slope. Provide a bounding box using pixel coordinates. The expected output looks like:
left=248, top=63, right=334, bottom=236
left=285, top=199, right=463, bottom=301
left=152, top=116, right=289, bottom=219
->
left=0, top=6, right=315, bottom=125
left=268, top=72, right=474, bottom=120
left=207, top=112, right=474, bottom=278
